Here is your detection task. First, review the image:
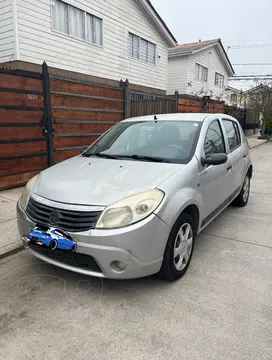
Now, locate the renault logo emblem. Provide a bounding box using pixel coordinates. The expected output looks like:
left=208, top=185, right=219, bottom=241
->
left=50, top=209, right=60, bottom=225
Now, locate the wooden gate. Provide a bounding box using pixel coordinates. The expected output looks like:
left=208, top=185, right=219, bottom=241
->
left=0, top=68, right=47, bottom=190
left=129, top=91, right=177, bottom=117
left=0, top=63, right=127, bottom=190
left=50, top=76, right=125, bottom=163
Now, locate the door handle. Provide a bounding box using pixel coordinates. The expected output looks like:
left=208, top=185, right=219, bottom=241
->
left=243, top=154, right=247, bottom=158
left=227, top=165, right=232, bottom=171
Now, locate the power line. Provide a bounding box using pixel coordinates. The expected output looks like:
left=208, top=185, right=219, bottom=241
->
left=230, top=74, right=272, bottom=78
left=224, top=39, right=272, bottom=43
left=230, top=77, right=272, bottom=81
left=227, top=44, right=272, bottom=49
left=233, top=63, right=272, bottom=66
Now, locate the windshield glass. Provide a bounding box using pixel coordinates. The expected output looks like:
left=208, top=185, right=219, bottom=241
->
left=83, top=121, right=201, bottom=164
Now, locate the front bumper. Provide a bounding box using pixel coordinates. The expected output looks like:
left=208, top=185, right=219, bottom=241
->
left=17, top=202, right=170, bottom=279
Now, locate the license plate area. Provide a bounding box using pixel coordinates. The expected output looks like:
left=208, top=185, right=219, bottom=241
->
left=25, top=226, right=77, bottom=252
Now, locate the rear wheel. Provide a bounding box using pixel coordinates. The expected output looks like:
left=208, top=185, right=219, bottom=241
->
left=50, top=239, right=58, bottom=250
left=158, top=213, right=195, bottom=282
left=233, top=174, right=251, bottom=207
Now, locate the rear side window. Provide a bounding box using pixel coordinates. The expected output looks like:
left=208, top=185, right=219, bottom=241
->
left=234, top=122, right=241, bottom=145
left=204, top=120, right=225, bottom=157
left=222, top=120, right=241, bottom=151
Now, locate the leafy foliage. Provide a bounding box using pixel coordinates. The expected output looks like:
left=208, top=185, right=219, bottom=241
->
left=246, top=81, right=272, bottom=134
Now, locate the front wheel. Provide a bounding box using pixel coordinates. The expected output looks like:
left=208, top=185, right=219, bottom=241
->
left=158, top=213, right=195, bottom=282
left=233, top=174, right=251, bottom=207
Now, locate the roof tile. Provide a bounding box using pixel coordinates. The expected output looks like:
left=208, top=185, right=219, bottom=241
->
left=169, top=39, right=220, bottom=54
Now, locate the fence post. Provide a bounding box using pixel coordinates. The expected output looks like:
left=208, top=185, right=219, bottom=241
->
left=175, top=91, right=179, bottom=112
left=201, top=96, right=210, bottom=113
left=243, top=108, right=247, bottom=131
left=42, top=61, right=54, bottom=167
left=121, top=79, right=130, bottom=119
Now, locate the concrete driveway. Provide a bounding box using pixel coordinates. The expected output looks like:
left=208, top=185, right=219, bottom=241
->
left=0, top=142, right=272, bottom=360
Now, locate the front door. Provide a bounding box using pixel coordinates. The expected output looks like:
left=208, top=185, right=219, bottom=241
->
left=200, top=119, right=233, bottom=226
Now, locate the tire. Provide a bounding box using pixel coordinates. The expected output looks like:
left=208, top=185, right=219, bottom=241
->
left=50, top=239, right=58, bottom=250
left=158, top=212, right=196, bottom=282
left=233, top=174, right=251, bottom=207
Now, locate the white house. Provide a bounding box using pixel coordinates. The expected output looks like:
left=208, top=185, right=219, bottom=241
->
left=225, top=86, right=243, bottom=106
left=0, top=0, right=176, bottom=91
left=167, top=39, right=235, bottom=99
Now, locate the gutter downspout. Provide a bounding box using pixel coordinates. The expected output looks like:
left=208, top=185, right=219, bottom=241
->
left=13, top=0, right=20, bottom=60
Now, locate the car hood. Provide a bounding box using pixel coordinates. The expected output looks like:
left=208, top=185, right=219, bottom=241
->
left=33, top=156, right=183, bottom=206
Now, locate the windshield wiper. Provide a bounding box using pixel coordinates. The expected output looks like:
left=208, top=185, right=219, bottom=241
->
left=83, top=153, right=172, bottom=163
left=118, top=155, right=172, bottom=163
left=83, top=152, right=121, bottom=160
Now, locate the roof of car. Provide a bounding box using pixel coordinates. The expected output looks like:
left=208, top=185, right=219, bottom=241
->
left=123, top=113, right=236, bottom=123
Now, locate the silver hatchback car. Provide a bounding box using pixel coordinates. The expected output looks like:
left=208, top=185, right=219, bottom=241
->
left=17, top=113, right=252, bottom=281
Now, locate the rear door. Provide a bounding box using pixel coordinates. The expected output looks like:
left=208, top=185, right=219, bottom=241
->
left=199, top=119, right=233, bottom=226
left=221, top=119, right=247, bottom=197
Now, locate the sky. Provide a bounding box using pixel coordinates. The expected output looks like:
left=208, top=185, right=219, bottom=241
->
left=151, top=0, right=272, bottom=90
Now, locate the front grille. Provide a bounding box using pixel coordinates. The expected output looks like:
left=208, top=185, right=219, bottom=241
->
left=29, top=243, right=102, bottom=273
left=26, top=197, right=102, bottom=233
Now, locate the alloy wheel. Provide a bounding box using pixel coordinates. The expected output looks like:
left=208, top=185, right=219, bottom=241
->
left=243, top=176, right=250, bottom=202
left=173, top=223, right=193, bottom=271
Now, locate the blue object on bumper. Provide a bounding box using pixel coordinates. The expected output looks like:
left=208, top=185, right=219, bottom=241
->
left=27, top=227, right=77, bottom=252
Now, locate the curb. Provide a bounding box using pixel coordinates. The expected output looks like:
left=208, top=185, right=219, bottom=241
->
left=250, top=140, right=268, bottom=150
left=0, top=242, right=24, bottom=260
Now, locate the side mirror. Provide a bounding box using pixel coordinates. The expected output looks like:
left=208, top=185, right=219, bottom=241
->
left=201, top=153, right=228, bottom=167
left=80, top=146, right=89, bottom=154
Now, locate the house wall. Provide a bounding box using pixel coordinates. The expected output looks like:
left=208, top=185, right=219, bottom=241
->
left=166, top=55, right=188, bottom=95
left=0, top=0, right=15, bottom=62
left=186, top=46, right=229, bottom=99
left=14, top=0, right=169, bottom=90
left=225, top=88, right=242, bottom=106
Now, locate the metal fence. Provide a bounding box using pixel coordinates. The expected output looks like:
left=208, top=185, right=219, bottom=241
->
left=244, top=108, right=260, bottom=130
left=129, top=91, right=177, bottom=118
left=224, top=105, right=260, bottom=130
left=224, top=105, right=247, bottom=129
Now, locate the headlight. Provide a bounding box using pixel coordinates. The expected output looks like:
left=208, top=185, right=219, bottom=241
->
left=19, top=175, right=39, bottom=210
left=96, top=189, right=164, bottom=229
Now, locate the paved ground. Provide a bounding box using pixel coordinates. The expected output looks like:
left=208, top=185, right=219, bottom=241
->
left=0, top=139, right=271, bottom=360
left=0, top=187, right=23, bottom=257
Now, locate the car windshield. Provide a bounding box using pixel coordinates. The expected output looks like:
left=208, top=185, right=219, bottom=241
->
left=83, top=120, right=201, bottom=164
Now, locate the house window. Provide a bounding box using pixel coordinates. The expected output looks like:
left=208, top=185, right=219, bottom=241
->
left=215, top=72, right=225, bottom=88
left=230, top=93, right=238, bottom=103
left=87, top=14, right=102, bottom=45
left=128, top=33, right=156, bottom=64
left=196, top=63, right=208, bottom=82
left=52, top=0, right=103, bottom=46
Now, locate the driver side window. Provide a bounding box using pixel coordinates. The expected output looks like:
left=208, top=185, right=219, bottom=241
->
left=204, top=120, right=226, bottom=157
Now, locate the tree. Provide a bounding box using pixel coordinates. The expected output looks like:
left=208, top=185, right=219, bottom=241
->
left=246, top=80, right=272, bottom=136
